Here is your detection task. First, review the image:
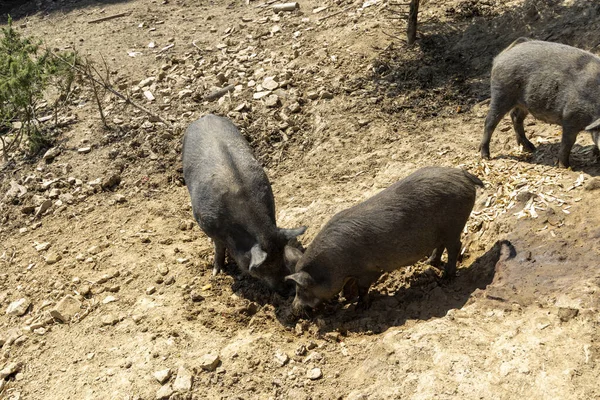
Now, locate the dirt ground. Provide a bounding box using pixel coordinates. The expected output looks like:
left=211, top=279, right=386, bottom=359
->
left=1, top=0, right=600, bottom=399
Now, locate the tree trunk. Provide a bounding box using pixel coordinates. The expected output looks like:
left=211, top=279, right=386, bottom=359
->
left=407, top=0, right=419, bottom=45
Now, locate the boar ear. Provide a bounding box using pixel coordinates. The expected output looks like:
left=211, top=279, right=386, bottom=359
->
left=585, top=118, right=600, bottom=131
left=248, top=244, right=268, bottom=272
left=283, top=246, right=303, bottom=273
left=279, top=226, right=307, bottom=241
left=285, top=271, right=312, bottom=288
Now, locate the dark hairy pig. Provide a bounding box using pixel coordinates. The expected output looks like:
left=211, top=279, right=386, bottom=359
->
left=480, top=38, right=600, bottom=168
left=182, top=114, right=305, bottom=292
left=284, top=167, right=483, bottom=312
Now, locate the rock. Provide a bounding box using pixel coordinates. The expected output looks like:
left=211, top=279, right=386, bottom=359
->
left=6, top=298, right=31, bottom=316
left=156, top=384, right=174, bottom=400
left=262, top=76, right=279, bottom=91
left=305, top=352, right=324, bottom=363
left=558, top=307, right=579, bottom=322
left=50, top=295, right=82, bottom=323
left=33, top=327, right=46, bottom=335
left=0, top=362, right=23, bottom=379
left=101, top=174, right=121, bottom=191
left=288, top=101, right=301, bottom=113
left=35, top=199, right=53, bottom=218
left=253, top=91, right=271, bottom=100
left=101, top=314, right=118, bottom=325
left=43, top=147, right=61, bottom=161
left=320, top=91, right=334, bottom=99
left=78, top=147, right=92, bottom=154
left=35, top=242, right=51, bottom=252
left=264, top=94, right=279, bottom=107
left=157, top=264, right=169, bottom=276
left=584, top=177, right=600, bottom=191
left=139, top=77, right=156, bottom=87
left=306, top=367, right=323, bottom=380
left=164, top=276, right=175, bottom=285
left=173, top=365, right=193, bottom=392
left=80, top=285, right=91, bottom=296
left=190, top=291, right=204, bottom=302
left=103, top=295, right=118, bottom=304
left=307, top=91, right=319, bottom=100
left=4, top=180, right=27, bottom=201
left=274, top=351, right=289, bottom=367
left=154, top=368, right=172, bottom=384
left=48, top=188, right=61, bottom=199
left=146, top=286, right=156, bottom=295
left=114, top=194, right=127, bottom=203
left=199, top=353, right=220, bottom=371
left=45, top=252, right=62, bottom=265
left=144, top=90, right=155, bottom=101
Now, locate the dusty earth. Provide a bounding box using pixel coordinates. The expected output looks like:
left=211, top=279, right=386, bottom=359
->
left=1, top=0, right=600, bottom=398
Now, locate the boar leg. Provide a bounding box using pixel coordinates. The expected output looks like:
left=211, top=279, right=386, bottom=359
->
left=356, top=270, right=382, bottom=309
left=444, top=240, right=461, bottom=279
left=427, top=245, right=445, bottom=268
left=558, top=126, right=578, bottom=168
left=212, top=240, right=226, bottom=276
left=510, top=107, right=536, bottom=153
left=480, top=96, right=514, bottom=159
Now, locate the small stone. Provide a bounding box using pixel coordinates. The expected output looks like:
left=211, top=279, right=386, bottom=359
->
left=114, top=194, right=127, bottom=203
left=288, top=101, right=301, bottom=113
left=156, top=384, right=173, bottom=399
left=199, top=353, right=220, bottom=371
left=154, top=368, right=172, bottom=384
left=558, top=307, right=579, bottom=322
left=6, top=298, right=31, bottom=316
left=320, top=91, right=334, bottom=99
left=262, top=76, right=279, bottom=91
left=164, top=276, right=175, bottom=286
left=35, top=242, right=51, bottom=252
left=0, top=362, right=23, bottom=380
left=306, top=367, right=322, bottom=380
left=33, top=327, right=46, bottom=335
left=101, top=174, right=121, bottom=191
left=253, top=91, right=270, bottom=100
left=190, top=291, right=204, bottom=302
left=176, top=258, right=189, bottom=264
left=43, top=147, right=61, bottom=161
left=35, top=199, right=53, bottom=218
left=173, top=365, right=193, bottom=392
left=584, top=177, right=600, bottom=191
left=144, top=90, right=155, bottom=101
left=101, top=314, right=118, bottom=325
left=78, top=147, right=92, bottom=154
left=305, top=351, right=323, bottom=363
left=157, top=264, right=169, bottom=276
left=274, top=351, right=289, bottom=367
left=50, top=295, right=82, bottom=323
left=146, top=286, right=156, bottom=295
left=264, top=94, right=279, bottom=107
left=307, top=91, right=319, bottom=100
left=80, top=285, right=91, bottom=296
left=139, top=77, right=156, bottom=87
left=103, top=295, right=118, bottom=304
left=45, top=252, right=62, bottom=265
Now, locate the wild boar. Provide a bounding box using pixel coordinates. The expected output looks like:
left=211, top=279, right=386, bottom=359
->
left=284, top=167, right=483, bottom=311
left=182, top=114, right=306, bottom=292
left=480, top=37, right=600, bottom=168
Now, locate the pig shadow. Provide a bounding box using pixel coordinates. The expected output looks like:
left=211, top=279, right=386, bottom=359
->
left=298, top=240, right=516, bottom=335
left=495, top=142, right=600, bottom=176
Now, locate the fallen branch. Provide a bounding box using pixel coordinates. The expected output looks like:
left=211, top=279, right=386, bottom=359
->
left=318, top=4, right=355, bottom=21
left=204, top=85, right=235, bottom=102
left=49, top=51, right=172, bottom=128
left=88, top=12, right=129, bottom=24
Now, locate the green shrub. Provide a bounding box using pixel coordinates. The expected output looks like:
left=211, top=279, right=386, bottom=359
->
left=0, top=16, right=77, bottom=159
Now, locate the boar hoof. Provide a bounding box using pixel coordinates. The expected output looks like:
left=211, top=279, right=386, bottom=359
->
left=520, top=140, right=536, bottom=153
left=212, top=265, right=221, bottom=276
